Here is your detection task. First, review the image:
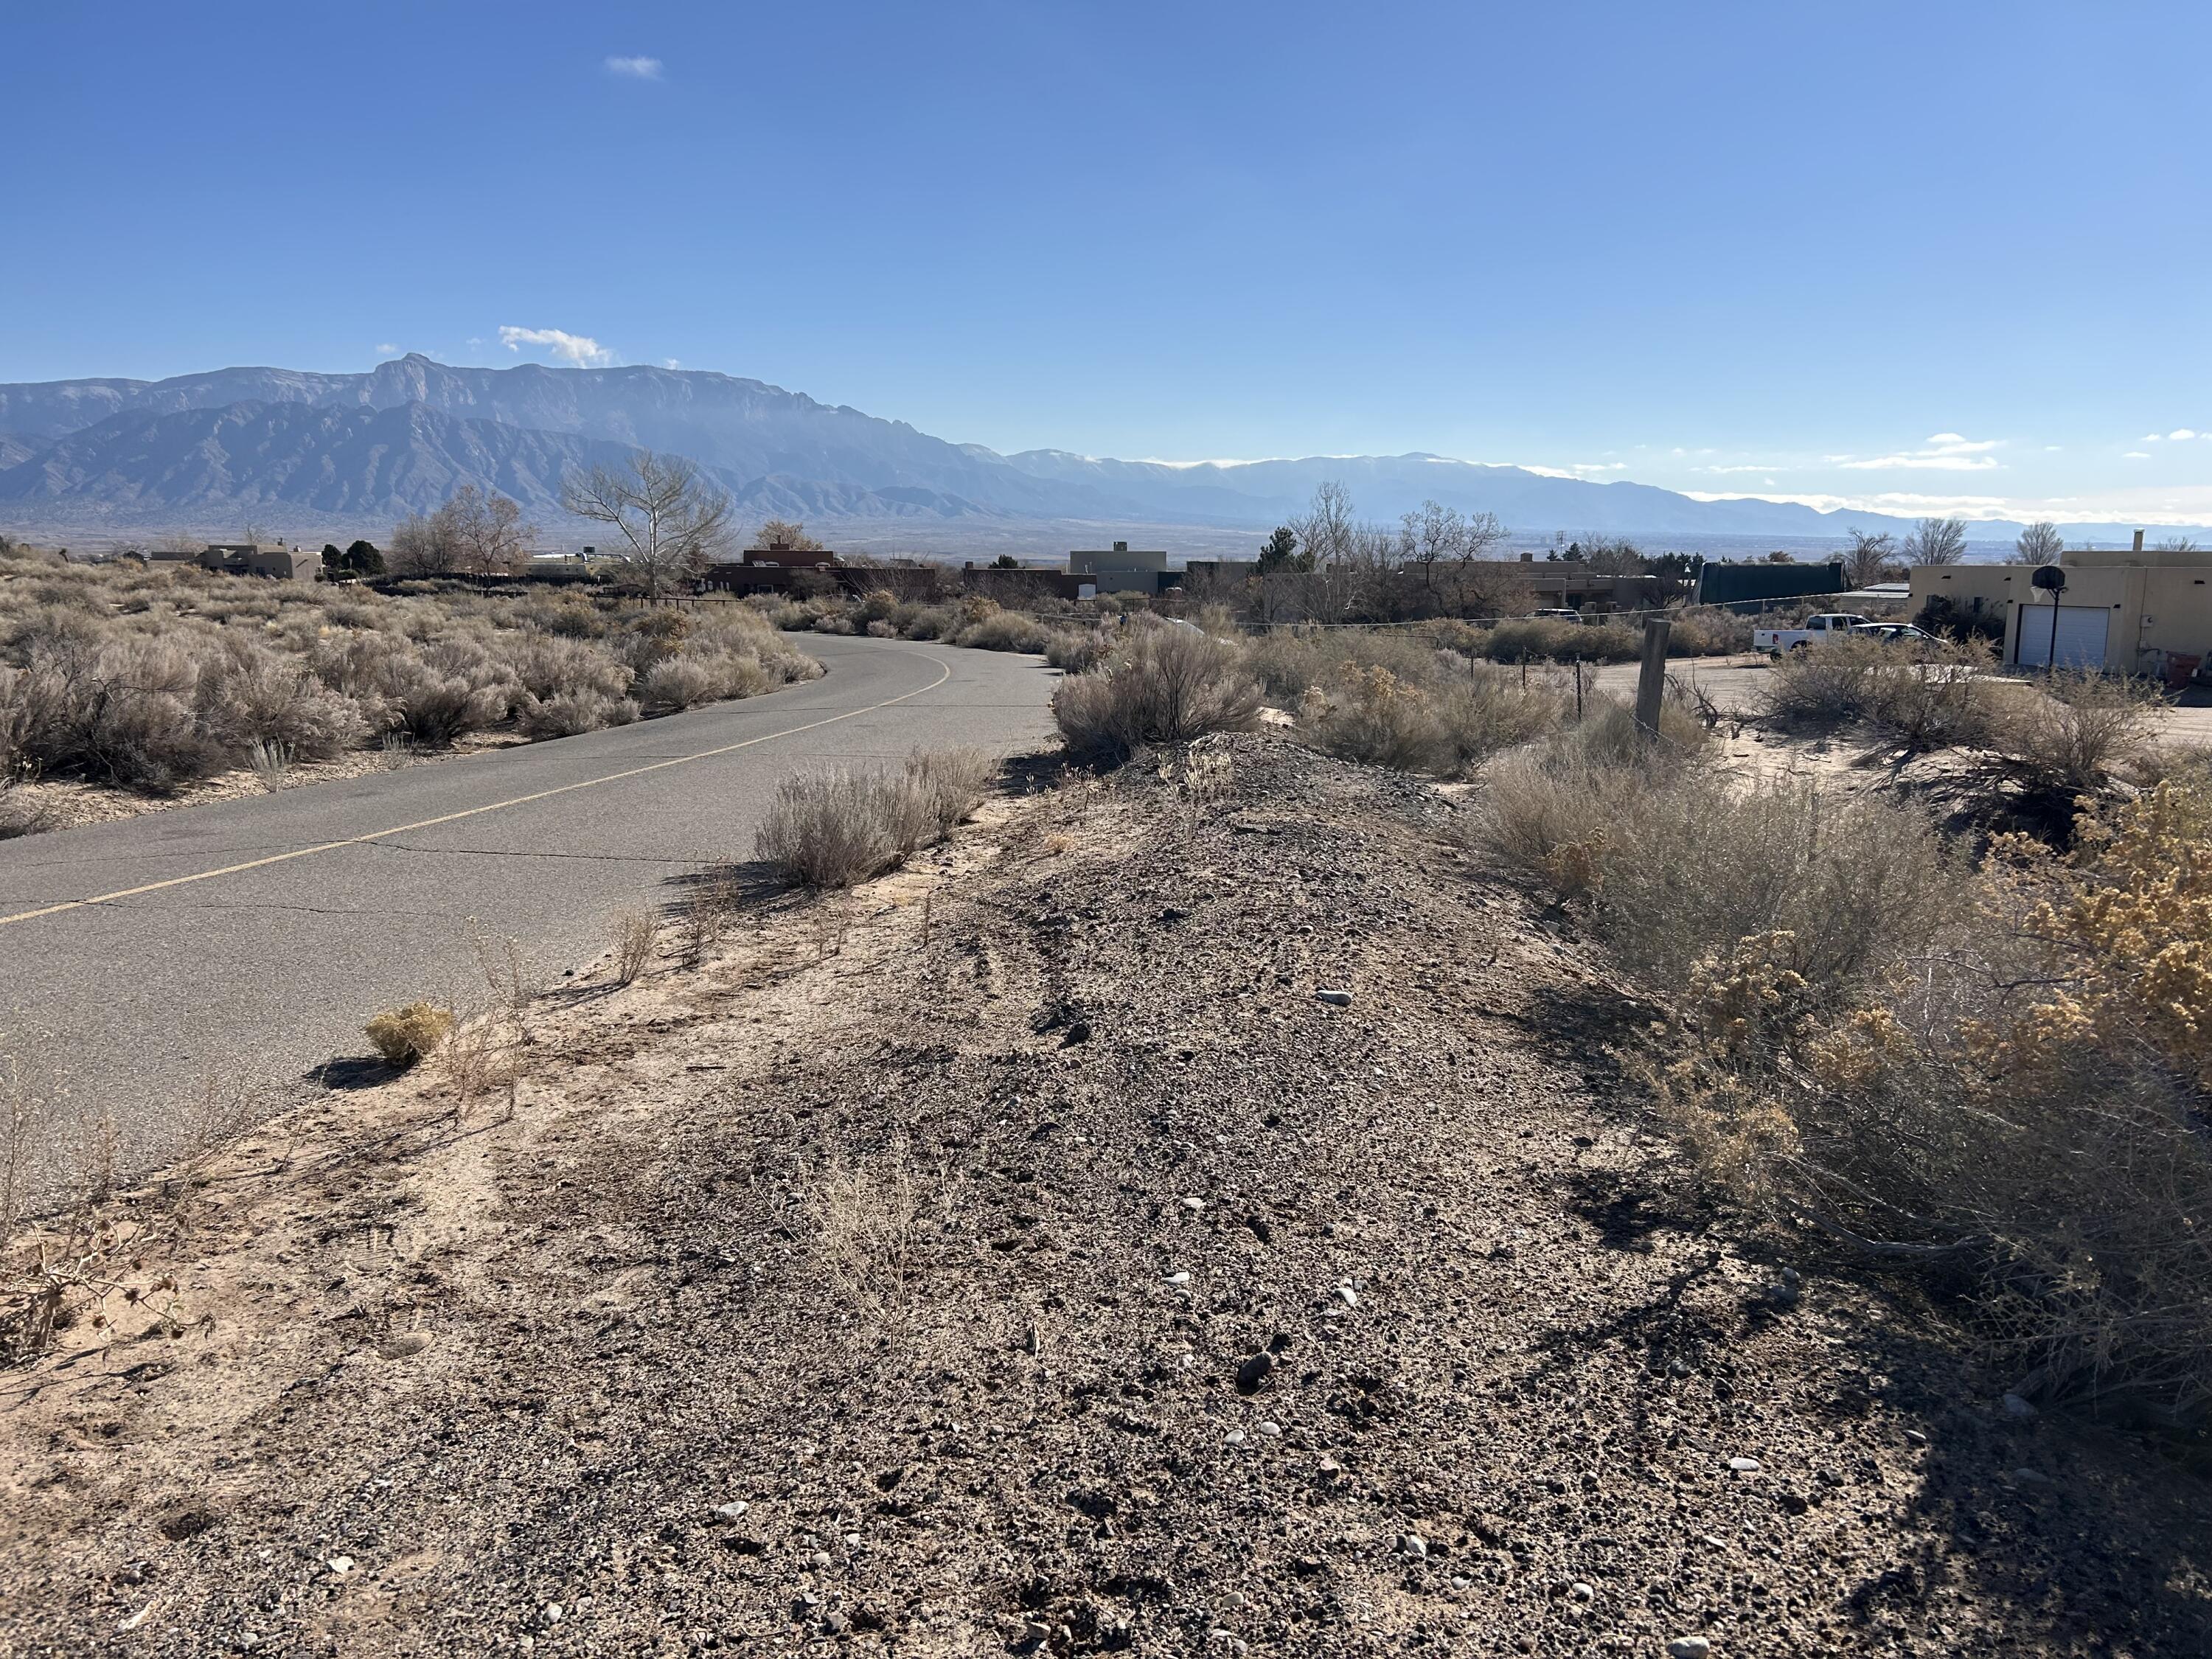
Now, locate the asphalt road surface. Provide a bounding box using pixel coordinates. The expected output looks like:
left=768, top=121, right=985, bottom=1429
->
left=0, top=636, right=1058, bottom=1177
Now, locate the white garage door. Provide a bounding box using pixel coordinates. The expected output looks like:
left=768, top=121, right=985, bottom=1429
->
left=2017, top=604, right=2110, bottom=669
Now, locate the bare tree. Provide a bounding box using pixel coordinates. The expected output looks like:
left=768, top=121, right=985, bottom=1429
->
left=2012, top=521, right=2064, bottom=566
left=1902, top=515, right=1969, bottom=566
left=754, top=517, right=825, bottom=553
left=561, top=452, right=736, bottom=597
left=387, top=484, right=533, bottom=577
left=1291, top=481, right=1356, bottom=568
left=2154, top=535, right=2202, bottom=554
left=1402, top=500, right=1466, bottom=592
left=1843, top=527, right=1896, bottom=585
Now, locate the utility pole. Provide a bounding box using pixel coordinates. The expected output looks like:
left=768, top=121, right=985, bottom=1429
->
left=1635, top=614, right=1673, bottom=740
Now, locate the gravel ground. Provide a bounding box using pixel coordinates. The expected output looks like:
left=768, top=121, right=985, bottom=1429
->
left=4, top=731, right=2207, bottom=1657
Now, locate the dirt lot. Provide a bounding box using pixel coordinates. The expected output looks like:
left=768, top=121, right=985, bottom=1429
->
left=4, top=734, right=2208, bottom=1657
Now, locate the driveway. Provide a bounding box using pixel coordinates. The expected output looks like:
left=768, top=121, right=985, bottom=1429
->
left=0, top=635, right=1059, bottom=1178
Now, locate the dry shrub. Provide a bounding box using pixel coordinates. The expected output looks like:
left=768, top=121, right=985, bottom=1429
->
left=501, top=632, right=630, bottom=703
left=1643, top=781, right=2212, bottom=1417
left=1480, top=617, right=1642, bottom=664
left=640, top=654, right=720, bottom=713
left=1495, top=690, right=2212, bottom=1416
left=516, top=688, right=640, bottom=738
left=1665, top=609, right=1755, bottom=655
left=1309, top=663, right=1563, bottom=776
left=1983, top=669, right=2161, bottom=796
left=1052, top=627, right=1262, bottom=767
left=611, top=908, right=656, bottom=985
left=1763, top=634, right=1995, bottom=748
left=0, top=772, right=52, bottom=839
left=1483, top=726, right=1955, bottom=991
left=1044, top=628, right=1113, bottom=674
left=954, top=611, right=1056, bottom=653
left=363, top=1002, right=455, bottom=1068
left=1246, top=630, right=1442, bottom=703
left=757, top=747, right=992, bottom=888
left=0, top=565, right=826, bottom=793
left=392, top=675, right=508, bottom=744
left=13, top=636, right=225, bottom=790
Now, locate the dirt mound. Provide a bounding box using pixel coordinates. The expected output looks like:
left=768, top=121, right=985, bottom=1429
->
left=4, top=733, right=2206, bottom=1656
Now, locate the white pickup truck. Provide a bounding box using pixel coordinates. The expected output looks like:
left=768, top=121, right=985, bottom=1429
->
left=1754, top=612, right=1875, bottom=654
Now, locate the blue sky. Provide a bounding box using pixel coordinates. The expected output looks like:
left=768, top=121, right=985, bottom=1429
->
left=4, top=1, right=2209, bottom=524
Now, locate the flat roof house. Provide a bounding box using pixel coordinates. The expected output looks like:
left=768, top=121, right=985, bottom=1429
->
left=1071, top=541, right=1169, bottom=596
left=1910, top=532, right=2212, bottom=681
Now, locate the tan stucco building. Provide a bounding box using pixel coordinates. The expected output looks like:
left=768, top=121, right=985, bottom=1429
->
left=1910, top=534, right=2212, bottom=681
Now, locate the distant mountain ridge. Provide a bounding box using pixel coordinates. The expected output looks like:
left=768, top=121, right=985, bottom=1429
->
left=0, top=355, right=2194, bottom=548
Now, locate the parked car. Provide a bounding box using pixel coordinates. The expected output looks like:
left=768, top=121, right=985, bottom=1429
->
left=1753, top=612, right=1874, bottom=654
left=1526, top=608, right=1582, bottom=621
left=1849, top=622, right=1938, bottom=646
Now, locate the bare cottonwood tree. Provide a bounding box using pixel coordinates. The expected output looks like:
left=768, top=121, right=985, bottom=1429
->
left=1292, top=481, right=1356, bottom=568
left=386, top=485, right=533, bottom=577
left=561, top=452, right=736, bottom=596
left=754, top=517, right=825, bottom=552
left=1843, top=527, right=1896, bottom=585
left=1902, top=516, right=1969, bottom=566
left=2013, top=521, right=2064, bottom=566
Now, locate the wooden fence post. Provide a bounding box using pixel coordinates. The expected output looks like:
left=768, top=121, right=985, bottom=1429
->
left=1635, top=615, right=1673, bottom=740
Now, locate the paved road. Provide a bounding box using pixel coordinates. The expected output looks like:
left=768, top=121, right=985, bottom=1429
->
left=0, top=636, right=1057, bottom=1175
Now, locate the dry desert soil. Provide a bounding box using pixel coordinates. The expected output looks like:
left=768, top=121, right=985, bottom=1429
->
left=4, top=733, right=2208, bottom=1657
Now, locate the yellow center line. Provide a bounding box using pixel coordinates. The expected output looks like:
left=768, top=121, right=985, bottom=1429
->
left=0, top=655, right=953, bottom=930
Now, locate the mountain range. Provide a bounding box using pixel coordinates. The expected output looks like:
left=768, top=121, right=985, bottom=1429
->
left=0, top=355, right=2188, bottom=554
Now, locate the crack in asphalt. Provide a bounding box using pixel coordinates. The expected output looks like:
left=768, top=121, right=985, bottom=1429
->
left=364, top=840, right=708, bottom=864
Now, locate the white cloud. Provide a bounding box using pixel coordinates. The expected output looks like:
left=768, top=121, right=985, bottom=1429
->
left=375, top=342, right=400, bottom=355
left=1570, top=461, right=1627, bottom=473
left=2143, top=433, right=2163, bottom=442
left=605, top=55, right=663, bottom=79
left=2171, top=428, right=2199, bottom=441
left=1834, top=433, right=2003, bottom=473
left=2124, top=451, right=2153, bottom=459
left=498, top=325, right=616, bottom=367
left=663, top=358, right=681, bottom=370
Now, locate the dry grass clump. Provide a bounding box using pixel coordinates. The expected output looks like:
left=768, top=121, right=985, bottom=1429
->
left=0, top=561, right=821, bottom=806
left=363, top=1002, right=456, bottom=1068
left=0, top=1056, right=236, bottom=1362
left=757, top=746, right=995, bottom=888
left=1052, top=627, right=1263, bottom=767
left=610, top=908, right=658, bottom=985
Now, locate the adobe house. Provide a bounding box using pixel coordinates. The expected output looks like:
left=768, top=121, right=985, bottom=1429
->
left=1071, top=540, right=1169, bottom=596
left=701, top=540, right=846, bottom=594
left=1910, top=531, right=2212, bottom=681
